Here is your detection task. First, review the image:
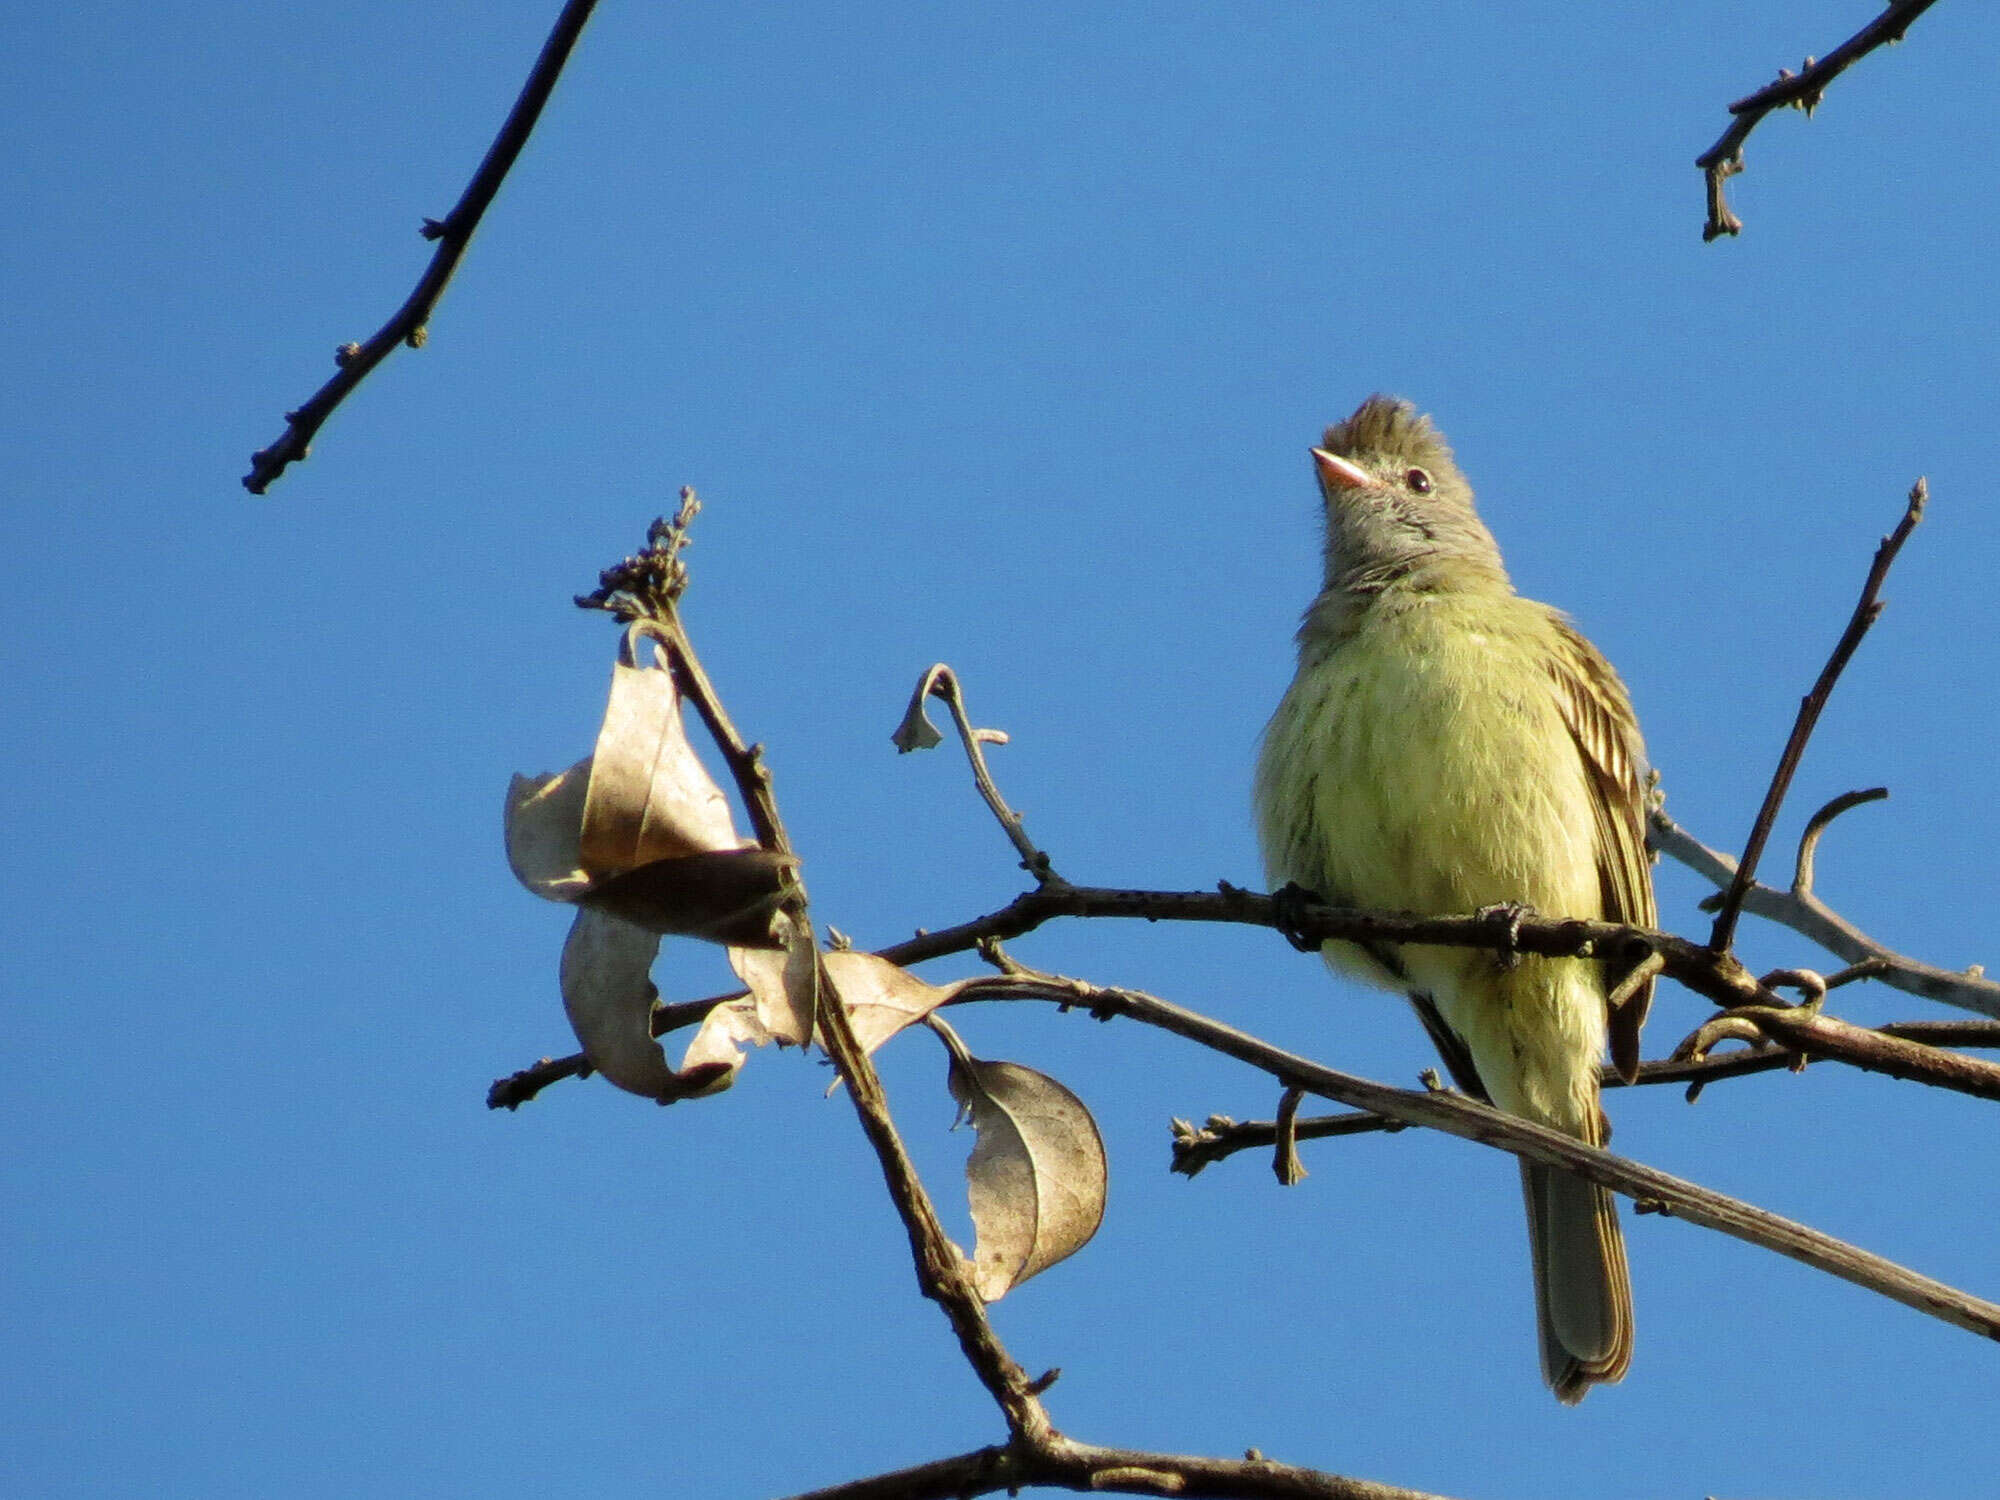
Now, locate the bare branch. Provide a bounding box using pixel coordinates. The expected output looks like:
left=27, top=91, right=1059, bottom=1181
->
left=244, top=0, right=602, bottom=492
left=781, top=1435, right=1464, bottom=1500
left=1174, top=1111, right=1409, bottom=1176
left=1674, top=1003, right=2000, bottom=1101
left=1708, top=481, right=1926, bottom=953
left=486, top=880, right=1895, bottom=1106
left=1653, top=810, right=2000, bottom=1020
left=1178, top=1016, right=2000, bottom=1173
left=1697, top=0, right=1941, bottom=240
left=954, top=970, right=2000, bottom=1344
left=492, top=861, right=2000, bottom=1112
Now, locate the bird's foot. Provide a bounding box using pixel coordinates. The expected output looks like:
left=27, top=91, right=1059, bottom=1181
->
left=1474, top=901, right=1534, bottom=969
left=1270, top=882, right=1325, bottom=953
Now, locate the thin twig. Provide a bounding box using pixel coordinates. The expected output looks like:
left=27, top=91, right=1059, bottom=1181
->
left=781, top=1436, right=1460, bottom=1500
left=1795, top=787, right=1889, bottom=894
left=1708, top=481, right=1927, bottom=953
left=894, top=664, right=1062, bottom=885
left=492, top=847, right=2000, bottom=1333
left=1654, top=808, right=2000, bottom=1020
left=1174, top=1111, right=1409, bottom=1176
left=244, top=0, right=602, bottom=492
left=953, top=970, right=2000, bottom=1344
left=1273, top=1087, right=1309, bottom=1185
left=1697, top=0, right=1941, bottom=240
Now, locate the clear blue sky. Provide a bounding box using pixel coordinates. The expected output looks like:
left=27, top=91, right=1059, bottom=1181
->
left=7, top=3, right=1998, bottom=1496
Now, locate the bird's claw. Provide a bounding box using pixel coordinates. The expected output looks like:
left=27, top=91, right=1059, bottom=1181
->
left=1271, top=882, right=1325, bottom=953
left=1475, top=901, right=1533, bottom=969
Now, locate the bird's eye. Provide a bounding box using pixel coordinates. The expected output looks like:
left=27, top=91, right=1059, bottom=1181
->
left=1405, top=467, right=1433, bottom=494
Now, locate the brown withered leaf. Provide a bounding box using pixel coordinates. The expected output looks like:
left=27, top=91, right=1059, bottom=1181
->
left=822, top=950, right=968, bottom=1053
left=889, top=664, right=948, bottom=753
left=727, top=915, right=818, bottom=1048
left=586, top=848, right=798, bottom=947
left=948, top=1055, right=1107, bottom=1301
left=504, top=761, right=596, bottom=902
left=507, top=626, right=805, bottom=950
left=579, top=624, right=740, bottom=875
left=558, top=907, right=675, bottom=1098
left=558, top=908, right=751, bottom=1102
left=674, top=997, right=775, bottom=1095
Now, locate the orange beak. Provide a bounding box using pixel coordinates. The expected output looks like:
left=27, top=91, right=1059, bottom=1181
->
left=1310, top=448, right=1373, bottom=490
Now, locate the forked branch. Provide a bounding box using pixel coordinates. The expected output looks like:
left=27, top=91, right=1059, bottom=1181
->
left=1698, top=0, right=1941, bottom=240
left=954, top=967, right=2000, bottom=1343
left=1654, top=805, right=2000, bottom=1020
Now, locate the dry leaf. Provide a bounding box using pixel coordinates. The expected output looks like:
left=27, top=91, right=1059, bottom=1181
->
left=890, top=664, right=948, bottom=753
left=504, top=761, right=595, bottom=901
left=579, top=625, right=740, bottom=875
left=948, top=1056, right=1107, bottom=1301
left=587, top=848, right=798, bottom=947
left=822, top=950, right=966, bottom=1054
left=515, top=627, right=814, bottom=1100
left=727, top=915, right=818, bottom=1047
left=558, top=907, right=674, bottom=1099
left=558, top=909, right=769, bottom=1102
left=506, top=627, right=801, bottom=948
left=675, top=998, right=774, bottom=1096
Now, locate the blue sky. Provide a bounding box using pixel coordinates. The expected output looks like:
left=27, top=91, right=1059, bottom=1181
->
left=7, top=3, right=1998, bottom=1496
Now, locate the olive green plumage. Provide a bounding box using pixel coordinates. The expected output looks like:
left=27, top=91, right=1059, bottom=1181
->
left=1255, top=395, right=1654, bottom=1402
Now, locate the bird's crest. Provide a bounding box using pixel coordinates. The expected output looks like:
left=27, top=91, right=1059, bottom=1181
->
left=1322, top=395, right=1458, bottom=477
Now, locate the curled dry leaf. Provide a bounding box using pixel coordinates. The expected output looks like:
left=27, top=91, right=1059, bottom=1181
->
left=559, top=908, right=762, bottom=1102
left=948, top=1055, right=1108, bottom=1301
left=588, top=848, right=798, bottom=947
left=518, top=625, right=809, bottom=1099
left=676, top=997, right=776, bottom=1093
left=890, top=664, right=949, bottom=753
left=822, top=950, right=968, bottom=1054
left=718, top=947, right=970, bottom=1090
left=505, top=762, right=595, bottom=901
left=507, top=624, right=799, bottom=949
left=558, top=907, right=675, bottom=1098
left=727, top=916, right=819, bottom=1048
left=579, top=625, right=739, bottom=872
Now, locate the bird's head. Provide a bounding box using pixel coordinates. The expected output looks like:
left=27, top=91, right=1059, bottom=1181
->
left=1311, top=395, right=1507, bottom=593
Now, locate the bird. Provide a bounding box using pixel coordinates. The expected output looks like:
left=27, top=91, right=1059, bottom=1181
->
left=1254, top=394, right=1654, bottom=1402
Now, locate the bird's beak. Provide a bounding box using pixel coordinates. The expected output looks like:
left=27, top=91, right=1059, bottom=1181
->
left=1310, top=448, right=1373, bottom=490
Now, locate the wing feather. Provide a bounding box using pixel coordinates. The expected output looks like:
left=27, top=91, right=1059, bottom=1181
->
left=1544, top=614, right=1656, bottom=1081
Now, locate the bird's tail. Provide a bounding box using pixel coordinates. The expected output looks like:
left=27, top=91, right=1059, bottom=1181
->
left=1521, top=1153, right=1633, bottom=1404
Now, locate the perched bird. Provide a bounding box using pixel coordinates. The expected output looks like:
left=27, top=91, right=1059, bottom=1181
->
left=1254, top=395, right=1654, bottom=1402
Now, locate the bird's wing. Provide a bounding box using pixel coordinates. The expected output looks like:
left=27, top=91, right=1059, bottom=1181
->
left=1545, top=614, right=1657, bottom=1082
